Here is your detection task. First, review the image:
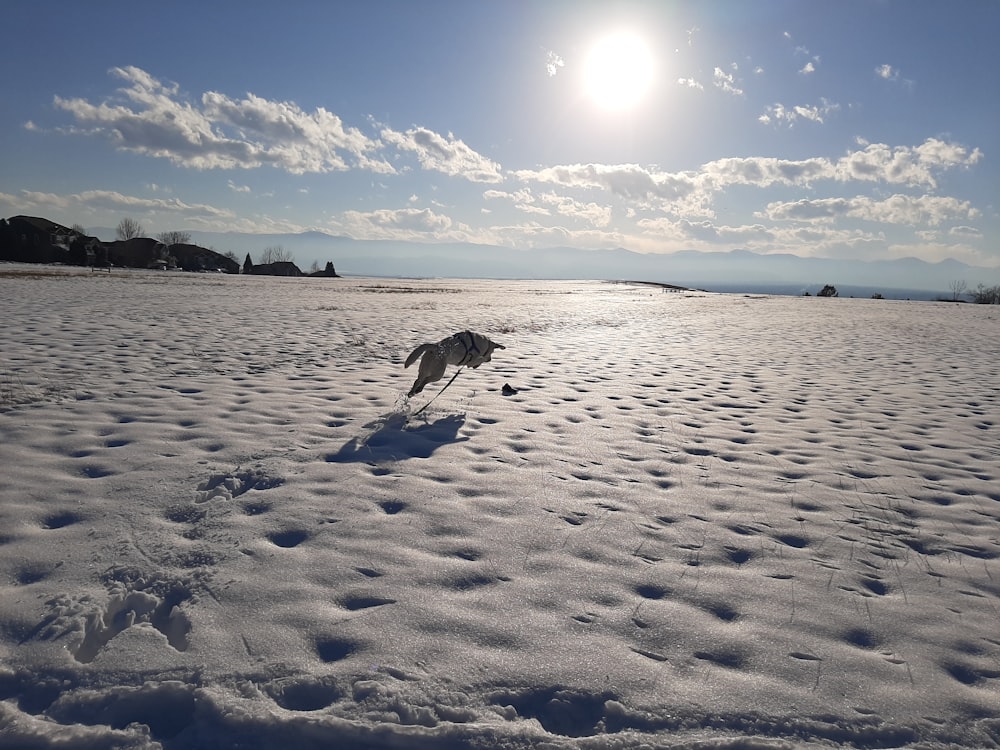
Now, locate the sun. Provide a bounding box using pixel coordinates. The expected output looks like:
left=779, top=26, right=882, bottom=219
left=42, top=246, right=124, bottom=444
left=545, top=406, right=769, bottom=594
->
left=582, top=30, right=655, bottom=112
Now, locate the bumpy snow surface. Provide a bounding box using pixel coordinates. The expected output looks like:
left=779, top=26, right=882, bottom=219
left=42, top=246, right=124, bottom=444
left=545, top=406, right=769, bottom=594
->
left=1, top=266, right=998, bottom=749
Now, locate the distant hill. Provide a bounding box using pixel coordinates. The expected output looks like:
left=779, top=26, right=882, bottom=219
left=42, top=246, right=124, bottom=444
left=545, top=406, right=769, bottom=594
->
left=80, top=225, right=1000, bottom=299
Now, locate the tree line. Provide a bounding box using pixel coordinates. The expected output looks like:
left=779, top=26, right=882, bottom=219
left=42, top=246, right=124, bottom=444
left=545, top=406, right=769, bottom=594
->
left=114, top=217, right=296, bottom=267
left=950, top=279, right=1000, bottom=304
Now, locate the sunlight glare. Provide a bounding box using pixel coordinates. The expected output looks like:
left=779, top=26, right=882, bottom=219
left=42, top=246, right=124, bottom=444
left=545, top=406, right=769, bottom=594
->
left=582, top=31, right=655, bottom=112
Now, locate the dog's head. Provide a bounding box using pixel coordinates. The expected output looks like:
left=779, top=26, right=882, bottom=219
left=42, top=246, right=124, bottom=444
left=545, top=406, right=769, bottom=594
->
left=483, top=339, right=504, bottom=359
left=468, top=334, right=504, bottom=368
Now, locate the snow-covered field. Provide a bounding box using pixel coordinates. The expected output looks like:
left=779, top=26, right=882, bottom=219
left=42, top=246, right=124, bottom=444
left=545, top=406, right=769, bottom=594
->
left=1, top=266, right=998, bottom=749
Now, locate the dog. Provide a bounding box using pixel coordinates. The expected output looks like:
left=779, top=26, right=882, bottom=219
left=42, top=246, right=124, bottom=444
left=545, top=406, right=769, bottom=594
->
left=404, top=331, right=504, bottom=396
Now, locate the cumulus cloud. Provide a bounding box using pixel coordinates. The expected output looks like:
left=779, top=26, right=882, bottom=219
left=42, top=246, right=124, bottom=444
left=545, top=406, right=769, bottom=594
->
left=538, top=192, right=612, bottom=227
left=876, top=64, right=898, bottom=81
left=836, top=138, right=982, bottom=189
left=510, top=138, right=983, bottom=222
left=545, top=50, right=565, bottom=77
left=700, top=155, right=830, bottom=188
left=51, top=66, right=383, bottom=175
left=799, top=61, right=816, bottom=75
left=47, top=66, right=496, bottom=182
left=677, top=77, right=704, bottom=90
left=759, top=98, right=839, bottom=126
left=340, top=207, right=465, bottom=241
left=674, top=219, right=774, bottom=244
left=759, top=194, right=979, bottom=226
left=513, top=163, right=698, bottom=203
left=483, top=187, right=550, bottom=216
left=948, top=225, right=982, bottom=239
left=1, top=188, right=235, bottom=220
left=381, top=127, right=504, bottom=183
left=713, top=66, right=743, bottom=96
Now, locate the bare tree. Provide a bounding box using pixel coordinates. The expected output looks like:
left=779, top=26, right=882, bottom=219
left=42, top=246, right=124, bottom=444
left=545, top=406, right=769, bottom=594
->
left=260, top=245, right=293, bottom=264
left=116, top=217, right=145, bottom=241
left=70, top=223, right=87, bottom=235
left=970, top=283, right=1000, bottom=304
left=157, top=230, right=192, bottom=247
left=949, top=279, right=968, bottom=301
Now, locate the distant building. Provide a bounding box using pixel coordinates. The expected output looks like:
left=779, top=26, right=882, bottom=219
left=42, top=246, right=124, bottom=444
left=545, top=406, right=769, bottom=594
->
left=249, top=261, right=303, bottom=277
left=0, top=215, right=87, bottom=264
left=309, top=261, right=339, bottom=277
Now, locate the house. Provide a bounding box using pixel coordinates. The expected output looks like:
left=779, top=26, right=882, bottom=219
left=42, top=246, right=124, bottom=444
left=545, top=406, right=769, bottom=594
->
left=0, top=216, right=75, bottom=264
left=249, top=261, right=303, bottom=276
left=309, top=261, right=340, bottom=277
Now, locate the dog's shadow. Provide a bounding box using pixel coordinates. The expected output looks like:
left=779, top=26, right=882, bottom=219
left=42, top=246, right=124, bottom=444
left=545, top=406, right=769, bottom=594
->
left=325, top=411, right=467, bottom=464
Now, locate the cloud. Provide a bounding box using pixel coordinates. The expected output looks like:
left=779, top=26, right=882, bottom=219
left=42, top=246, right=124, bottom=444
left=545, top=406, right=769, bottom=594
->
left=545, top=50, right=565, bottom=77
left=511, top=138, right=983, bottom=219
left=513, top=163, right=698, bottom=203
left=799, top=61, right=816, bottom=75
left=227, top=180, right=251, bottom=193
left=713, top=67, right=743, bottom=96
left=759, top=98, right=839, bottom=127
left=677, top=77, right=704, bottom=90
left=948, top=225, right=982, bottom=239
left=876, top=64, right=898, bottom=81
left=874, top=63, right=915, bottom=90
left=674, top=219, right=775, bottom=244
left=701, top=156, right=830, bottom=188
left=50, top=66, right=383, bottom=175
left=381, top=127, right=504, bottom=183
left=758, top=194, right=979, bottom=226
left=47, top=67, right=483, bottom=181
left=836, top=138, right=981, bottom=189
left=538, top=192, right=612, bottom=227
left=339, top=207, right=470, bottom=242
left=0, top=188, right=234, bottom=219
left=483, top=187, right=551, bottom=217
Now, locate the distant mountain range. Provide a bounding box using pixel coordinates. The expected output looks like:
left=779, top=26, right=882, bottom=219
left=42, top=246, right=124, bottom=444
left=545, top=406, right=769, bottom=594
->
left=86, top=227, right=1000, bottom=300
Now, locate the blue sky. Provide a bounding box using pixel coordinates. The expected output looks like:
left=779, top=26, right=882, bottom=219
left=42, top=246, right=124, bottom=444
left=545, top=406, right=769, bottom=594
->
left=2, top=0, right=997, bottom=266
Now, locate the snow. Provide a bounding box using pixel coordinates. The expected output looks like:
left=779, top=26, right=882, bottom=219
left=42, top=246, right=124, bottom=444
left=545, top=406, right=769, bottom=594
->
left=1, top=265, right=998, bottom=749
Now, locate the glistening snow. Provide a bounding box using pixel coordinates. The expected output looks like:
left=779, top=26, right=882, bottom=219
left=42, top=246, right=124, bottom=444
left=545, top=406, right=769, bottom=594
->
left=0, top=268, right=998, bottom=749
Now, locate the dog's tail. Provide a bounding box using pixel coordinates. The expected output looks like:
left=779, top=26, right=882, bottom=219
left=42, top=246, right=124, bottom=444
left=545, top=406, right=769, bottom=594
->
left=404, top=343, right=435, bottom=368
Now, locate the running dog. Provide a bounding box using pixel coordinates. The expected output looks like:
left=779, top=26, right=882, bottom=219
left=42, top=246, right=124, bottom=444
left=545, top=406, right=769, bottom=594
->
left=404, top=331, right=505, bottom=396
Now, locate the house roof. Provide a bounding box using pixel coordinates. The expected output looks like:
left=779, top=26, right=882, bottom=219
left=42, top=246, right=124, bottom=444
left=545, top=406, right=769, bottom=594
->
left=8, top=215, right=73, bottom=234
